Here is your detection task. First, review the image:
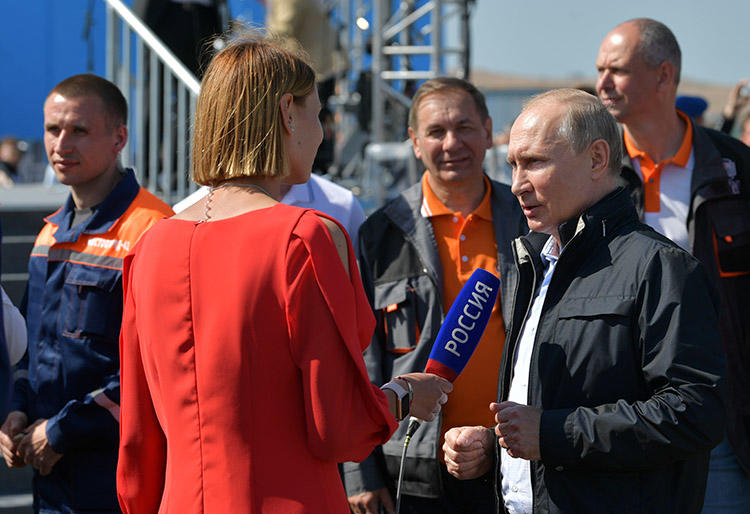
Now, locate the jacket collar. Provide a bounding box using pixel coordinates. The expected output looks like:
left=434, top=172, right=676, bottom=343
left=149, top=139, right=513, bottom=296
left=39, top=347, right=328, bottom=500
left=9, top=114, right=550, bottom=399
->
left=384, top=175, right=522, bottom=322
left=384, top=181, right=445, bottom=296
left=689, top=122, right=729, bottom=191
left=521, top=186, right=637, bottom=257
left=45, top=168, right=141, bottom=242
left=558, top=186, right=637, bottom=249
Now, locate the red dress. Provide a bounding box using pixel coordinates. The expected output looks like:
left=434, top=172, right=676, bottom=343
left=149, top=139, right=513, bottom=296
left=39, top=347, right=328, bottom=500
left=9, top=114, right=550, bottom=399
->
left=117, top=204, right=398, bottom=513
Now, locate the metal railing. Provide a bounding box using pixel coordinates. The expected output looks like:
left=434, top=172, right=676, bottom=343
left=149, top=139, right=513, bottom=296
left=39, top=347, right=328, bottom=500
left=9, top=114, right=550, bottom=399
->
left=100, top=0, right=506, bottom=212
left=104, top=0, right=200, bottom=204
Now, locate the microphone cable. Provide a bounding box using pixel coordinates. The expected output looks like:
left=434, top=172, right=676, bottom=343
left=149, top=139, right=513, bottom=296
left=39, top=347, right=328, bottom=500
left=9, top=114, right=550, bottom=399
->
left=394, top=419, right=421, bottom=514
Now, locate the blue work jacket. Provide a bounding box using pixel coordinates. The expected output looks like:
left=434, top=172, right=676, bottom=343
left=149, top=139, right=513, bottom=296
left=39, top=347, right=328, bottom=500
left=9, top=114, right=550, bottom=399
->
left=13, top=169, right=172, bottom=512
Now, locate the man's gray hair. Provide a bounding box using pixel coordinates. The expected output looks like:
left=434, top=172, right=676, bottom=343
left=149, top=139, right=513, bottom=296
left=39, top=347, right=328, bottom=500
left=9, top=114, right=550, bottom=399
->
left=629, top=18, right=682, bottom=85
left=524, top=89, right=623, bottom=173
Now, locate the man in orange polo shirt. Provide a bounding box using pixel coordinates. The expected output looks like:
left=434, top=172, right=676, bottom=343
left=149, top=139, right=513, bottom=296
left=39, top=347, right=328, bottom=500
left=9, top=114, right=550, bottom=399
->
left=596, top=18, right=750, bottom=512
left=344, top=77, right=525, bottom=514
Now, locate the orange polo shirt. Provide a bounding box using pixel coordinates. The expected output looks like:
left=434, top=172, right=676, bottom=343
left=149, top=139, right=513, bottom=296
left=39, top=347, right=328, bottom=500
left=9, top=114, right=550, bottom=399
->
left=421, top=172, right=505, bottom=451
left=624, top=110, right=693, bottom=213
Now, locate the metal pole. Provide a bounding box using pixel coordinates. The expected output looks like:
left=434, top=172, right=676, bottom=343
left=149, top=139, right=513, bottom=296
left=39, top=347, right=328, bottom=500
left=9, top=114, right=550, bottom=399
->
left=163, top=68, right=174, bottom=201
left=431, top=0, right=442, bottom=77
left=136, top=39, right=146, bottom=182
left=177, top=85, right=187, bottom=200
left=149, top=52, right=159, bottom=192
left=122, top=26, right=132, bottom=167
left=105, top=4, right=115, bottom=81
left=371, top=0, right=384, bottom=143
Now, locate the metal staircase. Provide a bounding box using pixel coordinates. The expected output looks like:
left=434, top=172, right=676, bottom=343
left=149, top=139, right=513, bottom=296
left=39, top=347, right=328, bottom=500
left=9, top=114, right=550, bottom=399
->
left=100, top=0, right=478, bottom=209
left=104, top=0, right=200, bottom=205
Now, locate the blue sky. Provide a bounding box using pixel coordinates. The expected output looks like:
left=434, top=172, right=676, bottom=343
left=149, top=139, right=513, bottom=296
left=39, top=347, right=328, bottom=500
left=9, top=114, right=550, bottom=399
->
left=470, top=0, right=749, bottom=85
left=1, top=0, right=746, bottom=139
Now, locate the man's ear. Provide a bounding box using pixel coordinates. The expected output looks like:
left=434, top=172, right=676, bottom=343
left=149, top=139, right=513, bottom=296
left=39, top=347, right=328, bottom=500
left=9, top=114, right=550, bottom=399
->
left=279, top=93, right=294, bottom=135
left=656, top=61, right=676, bottom=91
left=589, top=139, right=610, bottom=180
left=483, top=116, right=493, bottom=150
left=113, top=125, right=127, bottom=154
left=408, top=126, right=422, bottom=160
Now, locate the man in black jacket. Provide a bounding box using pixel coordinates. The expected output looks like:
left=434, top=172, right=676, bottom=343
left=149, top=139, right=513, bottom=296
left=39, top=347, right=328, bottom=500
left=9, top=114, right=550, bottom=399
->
left=596, top=18, right=750, bottom=512
left=443, top=88, right=725, bottom=513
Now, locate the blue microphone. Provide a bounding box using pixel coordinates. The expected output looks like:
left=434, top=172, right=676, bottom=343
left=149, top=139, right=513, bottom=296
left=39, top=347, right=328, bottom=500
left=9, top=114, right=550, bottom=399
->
left=424, top=267, right=500, bottom=381
left=395, top=268, right=500, bottom=513
left=407, top=268, right=500, bottom=432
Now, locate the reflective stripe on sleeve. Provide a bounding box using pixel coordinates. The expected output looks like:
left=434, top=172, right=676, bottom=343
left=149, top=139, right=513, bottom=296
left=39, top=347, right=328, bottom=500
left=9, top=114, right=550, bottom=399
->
left=91, top=388, right=121, bottom=422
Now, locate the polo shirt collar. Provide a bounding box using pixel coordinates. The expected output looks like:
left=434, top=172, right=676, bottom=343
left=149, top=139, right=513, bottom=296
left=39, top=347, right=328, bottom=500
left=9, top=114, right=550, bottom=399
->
left=420, top=171, right=493, bottom=221
left=541, top=235, right=559, bottom=263
left=623, top=109, right=693, bottom=168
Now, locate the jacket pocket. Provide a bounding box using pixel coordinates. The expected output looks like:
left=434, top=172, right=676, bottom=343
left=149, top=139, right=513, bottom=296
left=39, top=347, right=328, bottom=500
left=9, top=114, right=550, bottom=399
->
left=553, top=296, right=637, bottom=403
left=557, top=296, right=634, bottom=319
left=62, top=265, right=122, bottom=341
left=374, top=281, right=420, bottom=354
left=710, top=198, right=750, bottom=277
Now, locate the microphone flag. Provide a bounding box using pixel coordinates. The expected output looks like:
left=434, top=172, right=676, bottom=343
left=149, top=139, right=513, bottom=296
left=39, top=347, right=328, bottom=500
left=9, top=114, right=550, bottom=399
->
left=424, top=268, right=500, bottom=382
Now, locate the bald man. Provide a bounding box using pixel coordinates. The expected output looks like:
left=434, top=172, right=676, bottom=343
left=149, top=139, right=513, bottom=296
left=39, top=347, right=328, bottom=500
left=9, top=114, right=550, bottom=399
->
left=596, top=19, right=750, bottom=512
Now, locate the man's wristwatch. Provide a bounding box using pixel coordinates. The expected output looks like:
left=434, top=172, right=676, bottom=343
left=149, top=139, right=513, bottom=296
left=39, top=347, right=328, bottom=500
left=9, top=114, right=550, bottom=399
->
left=381, top=380, right=410, bottom=421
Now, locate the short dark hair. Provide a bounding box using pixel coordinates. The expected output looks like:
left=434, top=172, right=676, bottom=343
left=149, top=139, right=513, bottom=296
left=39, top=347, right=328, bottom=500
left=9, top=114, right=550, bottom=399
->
left=48, top=74, right=128, bottom=128
left=524, top=89, right=623, bottom=174
left=629, top=18, right=682, bottom=85
left=408, top=77, right=489, bottom=130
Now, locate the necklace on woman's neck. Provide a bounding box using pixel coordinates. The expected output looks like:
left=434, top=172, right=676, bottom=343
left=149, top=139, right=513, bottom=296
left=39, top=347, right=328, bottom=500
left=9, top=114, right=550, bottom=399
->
left=212, top=181, right=274, bottom=198
left=199, top=182, right=275, bottom=223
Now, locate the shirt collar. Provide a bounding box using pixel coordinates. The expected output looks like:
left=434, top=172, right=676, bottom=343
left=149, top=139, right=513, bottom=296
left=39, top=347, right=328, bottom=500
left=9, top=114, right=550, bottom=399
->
left=280, top=181, right=312, bottom=205
left=420, top=171, right=493, bottom=221
left=541, top=235, right=559, bottom=265
left=623, top=110, right=693, bottom=168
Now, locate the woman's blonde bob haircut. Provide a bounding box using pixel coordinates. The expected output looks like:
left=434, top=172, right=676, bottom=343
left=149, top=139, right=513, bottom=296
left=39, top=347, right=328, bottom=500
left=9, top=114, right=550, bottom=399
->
left=192, top=32, right=316, bottom=185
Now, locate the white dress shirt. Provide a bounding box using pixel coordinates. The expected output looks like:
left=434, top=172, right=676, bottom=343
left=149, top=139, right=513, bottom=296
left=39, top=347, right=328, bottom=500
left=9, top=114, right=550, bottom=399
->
left=501, top=235, right=558, bottom=514
left=2, top=286, right=27, bottom=366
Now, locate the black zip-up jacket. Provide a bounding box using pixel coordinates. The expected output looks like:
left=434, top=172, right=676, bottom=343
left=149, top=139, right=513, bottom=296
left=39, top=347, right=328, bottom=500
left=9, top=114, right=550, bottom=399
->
left=621, top=122, right=750, bottom=472
left=343, top=177, right=525, bottom=499
left=495, top=187, right=726, bottom=514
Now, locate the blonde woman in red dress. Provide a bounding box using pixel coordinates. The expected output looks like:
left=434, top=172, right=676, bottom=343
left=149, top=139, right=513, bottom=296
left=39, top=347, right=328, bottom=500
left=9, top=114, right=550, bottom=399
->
left=116, top=35, right=451, bottom=513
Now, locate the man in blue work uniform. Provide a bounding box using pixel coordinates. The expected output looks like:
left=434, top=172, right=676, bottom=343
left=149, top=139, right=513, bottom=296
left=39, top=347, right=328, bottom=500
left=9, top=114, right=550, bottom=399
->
left=0, top=74, right=173, bottom=513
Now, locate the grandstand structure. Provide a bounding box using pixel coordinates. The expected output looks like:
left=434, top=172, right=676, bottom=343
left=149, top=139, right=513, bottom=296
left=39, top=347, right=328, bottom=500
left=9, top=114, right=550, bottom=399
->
left=103, top=0, right=477, bottom=206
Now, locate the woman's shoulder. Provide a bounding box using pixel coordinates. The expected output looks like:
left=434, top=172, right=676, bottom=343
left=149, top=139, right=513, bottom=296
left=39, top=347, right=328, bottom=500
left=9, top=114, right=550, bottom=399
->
left=289, top=208, right=352, bottom=277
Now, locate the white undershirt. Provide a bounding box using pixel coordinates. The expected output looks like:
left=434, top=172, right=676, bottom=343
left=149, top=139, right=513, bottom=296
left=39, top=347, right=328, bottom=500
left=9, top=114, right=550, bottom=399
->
left=632, top=150, right=694, bottom=251
left=501, top=236, right=558, bottom=514
left=2, top=286, right=27, bottom=366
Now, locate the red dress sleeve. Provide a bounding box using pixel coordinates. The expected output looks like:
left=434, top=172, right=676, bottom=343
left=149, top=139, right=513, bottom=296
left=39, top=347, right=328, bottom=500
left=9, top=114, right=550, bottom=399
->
left=285, top=212, right=398, bottom=462
left=117, top=249, right=167, bottom=514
